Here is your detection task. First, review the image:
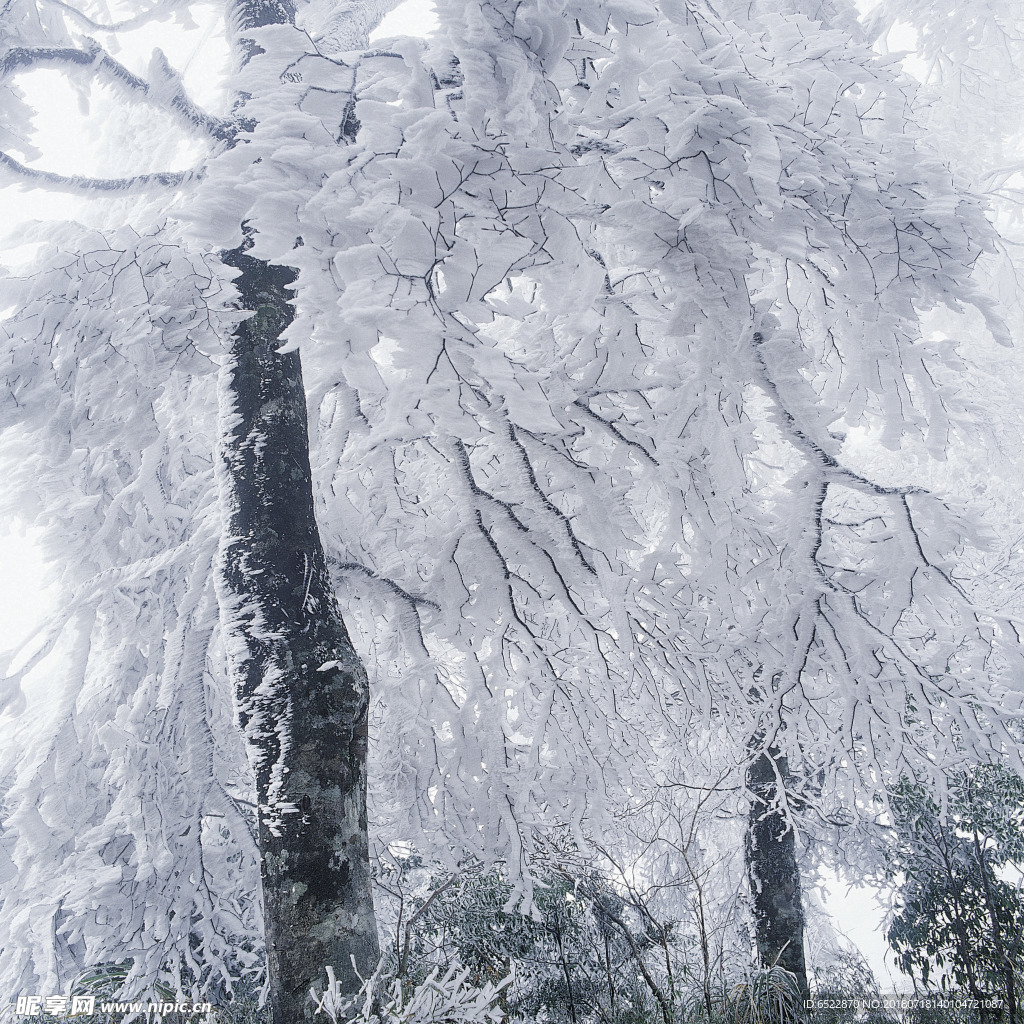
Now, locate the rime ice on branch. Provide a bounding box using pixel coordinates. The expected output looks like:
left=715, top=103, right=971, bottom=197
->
left=1, top=0, right=1024, bottom=1012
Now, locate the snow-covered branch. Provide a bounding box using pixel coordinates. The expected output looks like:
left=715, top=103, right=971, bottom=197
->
left=37, top=0, right=192, bottom=33
left=0, top=149, right=197, bottom=191
left=0, top=44, right=232, bottom=140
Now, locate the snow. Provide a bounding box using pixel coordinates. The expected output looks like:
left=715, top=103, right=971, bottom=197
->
left=2, top=0, right=1023, bottom=1004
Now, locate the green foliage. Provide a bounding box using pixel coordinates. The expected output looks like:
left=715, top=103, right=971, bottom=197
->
left=210, top=989, right=270, bottom=1024
left=725, top=968, right=804, bottom=1024
left=72, top=965, right=177, bottom=1005
left=885, top=767, right=1024, bottom=1013
left=376, top=857, right=672, bottom=1024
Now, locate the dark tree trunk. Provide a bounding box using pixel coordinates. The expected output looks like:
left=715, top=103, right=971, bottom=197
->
left=214, top=2, right=380, bottom=1020
left=216, top=240, right=379, bottom=1023
left=745, top=748, right=809, bottom=1002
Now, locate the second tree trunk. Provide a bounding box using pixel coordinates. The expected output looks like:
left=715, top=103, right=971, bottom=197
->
left=745, top=748, right=809, bottom=1001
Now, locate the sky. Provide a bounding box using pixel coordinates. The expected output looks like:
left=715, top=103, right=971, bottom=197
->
left=0, top=527, right=53, bottom=656
left=0, top=0, right=926, bottom=994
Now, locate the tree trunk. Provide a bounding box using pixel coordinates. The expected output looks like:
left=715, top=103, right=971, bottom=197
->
left=745, top=748, right=809, bottom=1002
left=216, top=239, right=379, bottom=1023
left=213, top=0, right=380, bottom=1019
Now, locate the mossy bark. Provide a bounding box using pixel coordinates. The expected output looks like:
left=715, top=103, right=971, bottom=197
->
left=217, top=241, right=379, bottom=1023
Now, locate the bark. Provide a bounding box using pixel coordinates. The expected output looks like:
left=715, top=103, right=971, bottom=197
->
left=213, top=2, right=380, bottom=1020
left=745, top=748, right=810, bottom=1002
left=216, top=238, right=379, bottom=1023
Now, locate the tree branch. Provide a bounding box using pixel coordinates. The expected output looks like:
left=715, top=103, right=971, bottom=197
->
left=38, top=0, right=191, bottom=33
left=328, top=558, right=441, bottom=611
left=0, top=149, right=197, bottom=192
left=751, top=332, right=921, bottom=498
left=571, top=398, right=660, bottom=466
left=1, top=44, right=233, bottom=141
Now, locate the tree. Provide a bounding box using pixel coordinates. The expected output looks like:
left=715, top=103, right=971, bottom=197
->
left=2, top=0, right=1024, bottom=1016
left=886, top=767, right=1024, bottom=1021
left=526, top=0, right=1024, bottom=984
left=0, top=0, right=391, bottom=1017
